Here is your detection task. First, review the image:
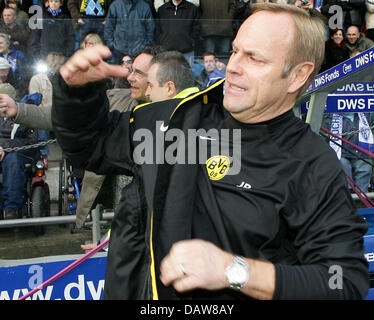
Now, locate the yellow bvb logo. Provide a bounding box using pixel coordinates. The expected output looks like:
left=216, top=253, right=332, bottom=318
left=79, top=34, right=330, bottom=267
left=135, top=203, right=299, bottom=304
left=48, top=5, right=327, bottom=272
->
left=206, top=155, right=230, bottom=181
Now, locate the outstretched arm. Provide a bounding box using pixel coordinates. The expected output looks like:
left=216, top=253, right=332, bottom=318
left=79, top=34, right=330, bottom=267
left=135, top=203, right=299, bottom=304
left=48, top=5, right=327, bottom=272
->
left=0, top=94, right=53, bottom=131
left=59, top=45, right=128, bottom=86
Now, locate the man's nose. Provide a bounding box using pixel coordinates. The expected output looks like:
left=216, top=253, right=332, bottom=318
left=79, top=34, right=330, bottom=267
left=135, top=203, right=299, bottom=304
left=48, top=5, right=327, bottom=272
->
left=226, top=54, right=241, bottom=76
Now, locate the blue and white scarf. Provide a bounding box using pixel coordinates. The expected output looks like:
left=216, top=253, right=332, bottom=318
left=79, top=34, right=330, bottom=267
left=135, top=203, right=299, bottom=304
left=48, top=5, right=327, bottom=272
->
left=47, top=7, right=62, bottom=17
left=330, top=114, right=343, bottom=159
left=330, top=113, right=374, bottom=159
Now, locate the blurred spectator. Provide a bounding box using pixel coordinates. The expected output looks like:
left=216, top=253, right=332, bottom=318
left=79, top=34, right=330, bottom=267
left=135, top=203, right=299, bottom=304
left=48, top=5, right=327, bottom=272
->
left=344, top=25, right=374, bottom=54
left=0, top=0, right=33, bottom=14
left=215, top=57, right=226, bottom=74
left=321, top=0, right=366, bottom=31
left=67, top=0, right=112, bottom=43
left=323, top=110, right=374, bottom=193
left=154, top=0, right=199, bottom=11
left=0, top=81, right=39, bottom=220
left=232, top=0, right=251, bottom=36
left=155, top=0, right=200, bottom=67
left=0, top=33, right=28, bottom=96
left=195, top=51, right=224, bottom=88
left=321, top=28, right=350, bottom=72
left=6, top=0, right=29, bottom=26
left=199, top=0, right=235, bottom=57
left=144, top=0, right=156, bottom=17
left=0, top=57, right=19, bottom=98
left=0, top=7, right=29, bottom=53
left=366, top=0, right=374, bottom=41
left=104, top=0, right=154, bottom=64
left=29, top=51, right=65, bottom=161
left=29, top=0, right=75, bottom=61
left=80, top=32, right=102, bottom=48
left=113, top=54, right=132, bottom=88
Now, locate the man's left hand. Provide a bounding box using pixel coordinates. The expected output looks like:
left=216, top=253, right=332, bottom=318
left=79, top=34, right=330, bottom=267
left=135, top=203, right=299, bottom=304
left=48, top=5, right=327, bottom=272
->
left=160, top=239, right=233, bottom=293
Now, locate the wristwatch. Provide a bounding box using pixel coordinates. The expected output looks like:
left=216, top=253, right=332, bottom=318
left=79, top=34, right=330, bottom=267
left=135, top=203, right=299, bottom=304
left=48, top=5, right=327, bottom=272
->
left=225, top=255, right=249, bottom=290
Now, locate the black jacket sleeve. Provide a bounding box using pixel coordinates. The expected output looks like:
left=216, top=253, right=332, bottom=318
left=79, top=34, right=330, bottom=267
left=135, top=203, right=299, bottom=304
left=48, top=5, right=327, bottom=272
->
left=273, top=142, right=369, bottom=299
left=51, top=73, right=135, bottom=175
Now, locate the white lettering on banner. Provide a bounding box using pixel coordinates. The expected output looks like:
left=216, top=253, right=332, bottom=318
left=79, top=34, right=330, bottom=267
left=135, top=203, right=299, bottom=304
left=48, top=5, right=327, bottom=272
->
left=343, top=63, right=352, bottom=75
left=0, top=274, right=105, bottom=300
left=337, top=98, right=367, bottom=110
left=314, top=69, right=340, bottom=87
left=365, top=252, right=374, bottom=262
left=367, top=83, right=374, bottom=92
left=64, top=274, right=85, bottom=300
left=86, top=280, right=105, bottom=300
left=355, top=50, right=374, bottom=68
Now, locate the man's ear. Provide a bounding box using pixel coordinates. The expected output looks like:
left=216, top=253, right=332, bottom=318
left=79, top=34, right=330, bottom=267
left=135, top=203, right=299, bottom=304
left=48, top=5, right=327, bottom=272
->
left=166, top=81, right=177, bottom=98
left=287, top=61, right=314, bottom=95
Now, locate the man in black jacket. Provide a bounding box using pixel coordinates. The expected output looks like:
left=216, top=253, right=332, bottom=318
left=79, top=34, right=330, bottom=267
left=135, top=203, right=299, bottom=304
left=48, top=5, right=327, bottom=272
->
left=52, top=3, right=369, bottom=299
left=155, top=0, right=200, bottom=67
left=0, top=84, right=38, bottom=219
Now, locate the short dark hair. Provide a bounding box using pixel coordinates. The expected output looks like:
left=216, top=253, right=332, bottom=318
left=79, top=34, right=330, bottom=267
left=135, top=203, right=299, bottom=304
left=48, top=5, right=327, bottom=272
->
left=203, top=52, right=216, bottom=59
left=141, top=45, right=166, bottom=57
left=149, top=51, right=195, bottom=93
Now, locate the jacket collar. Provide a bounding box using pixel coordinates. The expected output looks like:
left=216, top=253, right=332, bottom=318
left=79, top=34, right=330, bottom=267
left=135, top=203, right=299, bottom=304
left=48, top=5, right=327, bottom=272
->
left=165, top=0, right=187, bottom=9
left=173, top=86, right=199, bottom=99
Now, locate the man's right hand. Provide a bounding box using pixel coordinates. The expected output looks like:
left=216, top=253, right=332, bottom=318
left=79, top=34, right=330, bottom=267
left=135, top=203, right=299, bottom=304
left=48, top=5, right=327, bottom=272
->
left=59, top=45, right=129, bottom=87
left=0, top=94, right=18, bottom=118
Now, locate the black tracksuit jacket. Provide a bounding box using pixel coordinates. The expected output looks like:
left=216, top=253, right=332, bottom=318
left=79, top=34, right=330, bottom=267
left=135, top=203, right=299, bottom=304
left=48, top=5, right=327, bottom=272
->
left=52, top=75, right=369, bottom=300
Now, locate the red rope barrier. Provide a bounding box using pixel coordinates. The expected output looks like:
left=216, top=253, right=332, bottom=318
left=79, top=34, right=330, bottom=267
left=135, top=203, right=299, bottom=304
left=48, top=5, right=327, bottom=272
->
left=19, top=238, right=109, bottom=300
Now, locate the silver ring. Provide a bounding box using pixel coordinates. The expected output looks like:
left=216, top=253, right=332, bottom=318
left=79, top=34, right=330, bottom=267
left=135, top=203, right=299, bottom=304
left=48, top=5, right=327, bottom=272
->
left=179, top=263, right=187, bottom=276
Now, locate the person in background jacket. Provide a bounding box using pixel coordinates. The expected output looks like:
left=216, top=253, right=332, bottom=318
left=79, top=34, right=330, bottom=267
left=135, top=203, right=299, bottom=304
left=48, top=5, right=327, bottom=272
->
left=0, top=82, right=38, bottom=220
left=104, top=0, right=155, bottom=64
left=51, top=3, right=369, bottom=299
left=195, top=51, right=225, bottom=88
left=28, top=0, right=75, bottom=61
left=0, top=7, right=29, bottom=53
left=321, top=28, right=350, bottom=71
left=0, top=33, right=28, bottom=97
left=323, top=112, right=374, bottom=193
left=199, top=0, right=235, bottom=57
left=67, top=0, right=112, bottom=43
left=6, top=0, right=29, bottom=27
left=344, top=25, right=374, bottom=54
left=155, top=0, right=200, bottom=67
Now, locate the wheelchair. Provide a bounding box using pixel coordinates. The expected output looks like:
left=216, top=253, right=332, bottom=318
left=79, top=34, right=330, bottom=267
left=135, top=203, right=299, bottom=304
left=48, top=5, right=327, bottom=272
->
left=0, top=153, right=51, bottom=235
left=58, top=155, right=81, bottom=216
left=22, top=155, right=51, bottom=234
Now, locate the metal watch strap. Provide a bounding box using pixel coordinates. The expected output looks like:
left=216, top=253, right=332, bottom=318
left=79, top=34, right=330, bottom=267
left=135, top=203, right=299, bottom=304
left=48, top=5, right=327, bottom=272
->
left=226, top=255, right=249, bottom=291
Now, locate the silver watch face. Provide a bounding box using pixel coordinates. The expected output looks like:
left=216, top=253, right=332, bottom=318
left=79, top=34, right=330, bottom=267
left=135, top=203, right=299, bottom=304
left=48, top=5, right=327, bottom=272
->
left=230, top=264, right=248, bottom=283
left=226, top=258, right=249, bottom=289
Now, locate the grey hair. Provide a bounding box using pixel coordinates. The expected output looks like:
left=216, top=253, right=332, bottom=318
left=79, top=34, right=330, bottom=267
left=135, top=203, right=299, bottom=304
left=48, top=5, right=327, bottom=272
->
left=149, top=51, right=195, bottom=93
left=0, top=33, right=10, bottom=46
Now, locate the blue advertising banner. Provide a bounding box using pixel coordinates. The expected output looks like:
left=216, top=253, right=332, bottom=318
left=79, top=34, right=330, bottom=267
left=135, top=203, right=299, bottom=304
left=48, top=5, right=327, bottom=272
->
left=306, top=46, right=374, bottom=94
left=0, top=253, right=106, bottom=300
left=301, top=81, right=374, bottom=114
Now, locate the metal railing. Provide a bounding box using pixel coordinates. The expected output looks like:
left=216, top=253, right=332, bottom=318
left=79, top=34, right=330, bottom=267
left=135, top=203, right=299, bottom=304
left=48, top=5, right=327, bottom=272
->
left=0, top=205, right=113, bottom=243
